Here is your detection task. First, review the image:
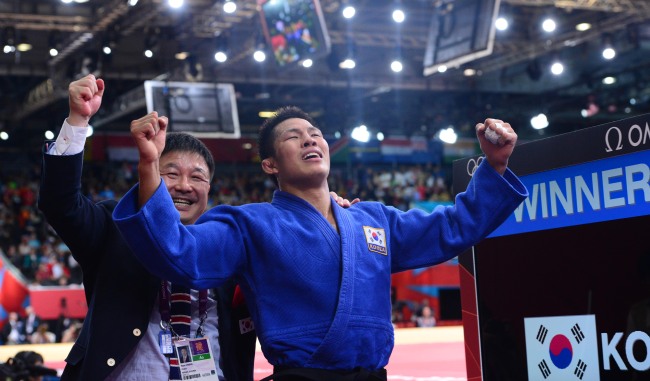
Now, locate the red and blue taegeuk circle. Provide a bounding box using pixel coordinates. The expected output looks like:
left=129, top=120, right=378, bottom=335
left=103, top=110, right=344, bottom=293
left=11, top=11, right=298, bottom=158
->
left=549, top=334, right=573, bottom=369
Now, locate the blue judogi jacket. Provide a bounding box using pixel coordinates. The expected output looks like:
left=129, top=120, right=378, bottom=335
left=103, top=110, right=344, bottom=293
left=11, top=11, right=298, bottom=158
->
left=113, top=160, right=527, bottom=371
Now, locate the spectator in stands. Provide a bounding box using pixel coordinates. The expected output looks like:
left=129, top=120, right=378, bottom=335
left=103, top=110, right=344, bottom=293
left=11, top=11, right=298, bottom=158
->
left=113, top=105, right=527, bottom=380
left=391, top=307, right=404, bottom=327
left=22, top=306, right=41, bottom=343
left=3, top=181, right=20, bottom=213
left=413, top=298, right=430, bottom=319
left=60, top=321, right=82, bottom=344
left=56, top=275, right=70, bottom=287
left=1, top=312, right=26, bottom=345
left=48, top=257, right=67, bottom=284
left=30, top=323, right=56, bottom=344
left=17, top=234, right=31, bottom=258
left=34, top=262, right=52, bottom=285
left=6, top=245, right=19, bottom=269
left=415, top=306, right=437, bottom=328
left=52, top=315, right=74, bottom=344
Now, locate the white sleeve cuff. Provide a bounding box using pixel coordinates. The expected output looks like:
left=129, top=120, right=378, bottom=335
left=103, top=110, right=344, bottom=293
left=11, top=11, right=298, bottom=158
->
left=48, top=119, right=89, bottom=156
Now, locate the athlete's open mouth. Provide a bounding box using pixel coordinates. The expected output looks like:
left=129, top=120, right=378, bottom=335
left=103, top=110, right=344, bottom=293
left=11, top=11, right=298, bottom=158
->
left=302, top=152, right=322, bottom=160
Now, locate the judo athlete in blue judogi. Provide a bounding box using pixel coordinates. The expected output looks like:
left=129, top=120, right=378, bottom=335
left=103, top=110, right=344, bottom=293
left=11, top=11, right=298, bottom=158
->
left=113, top=106, right=528, bottom=381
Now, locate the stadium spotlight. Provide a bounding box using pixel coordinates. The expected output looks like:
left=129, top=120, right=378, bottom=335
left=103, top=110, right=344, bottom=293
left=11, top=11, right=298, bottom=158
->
left=223, top=0, right=236, bottom=14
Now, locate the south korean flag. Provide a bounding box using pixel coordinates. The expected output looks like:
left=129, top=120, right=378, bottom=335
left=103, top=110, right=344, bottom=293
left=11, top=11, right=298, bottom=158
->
left=363, top=226, right=387, bottom=255
left=524, top=314, right=600, bottom=381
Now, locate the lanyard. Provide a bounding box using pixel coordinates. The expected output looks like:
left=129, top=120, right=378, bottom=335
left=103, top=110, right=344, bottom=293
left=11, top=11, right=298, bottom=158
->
left=159, top=280, right=172, bottom=325
left=159, top=281, right=209, bottom=338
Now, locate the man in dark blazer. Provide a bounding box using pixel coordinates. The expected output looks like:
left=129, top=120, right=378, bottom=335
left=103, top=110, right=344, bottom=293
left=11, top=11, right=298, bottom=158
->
left=38, top=75, right=256, bottom=380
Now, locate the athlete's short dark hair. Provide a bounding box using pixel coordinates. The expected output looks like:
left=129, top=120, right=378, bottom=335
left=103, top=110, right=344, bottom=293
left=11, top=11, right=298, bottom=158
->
left=258, top=106, right=316, bottom=160
left=163, top=132, right=215, bottom=182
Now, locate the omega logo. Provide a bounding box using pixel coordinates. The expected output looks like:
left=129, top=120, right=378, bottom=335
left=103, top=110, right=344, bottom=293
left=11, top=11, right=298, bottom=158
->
left=466, top=156, right=484, bottom=176
left=605, top=122, right=650, bottom=152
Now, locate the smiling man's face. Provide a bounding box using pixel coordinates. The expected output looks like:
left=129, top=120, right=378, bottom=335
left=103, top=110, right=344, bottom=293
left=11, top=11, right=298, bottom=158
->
left=160, top=150, right=211, bottom=225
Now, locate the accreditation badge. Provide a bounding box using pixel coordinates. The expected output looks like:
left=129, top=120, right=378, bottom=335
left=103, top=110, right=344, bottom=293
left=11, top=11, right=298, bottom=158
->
left=159, top=329, right=174, bottom=355
left=174, top=337, right=219, bottom=380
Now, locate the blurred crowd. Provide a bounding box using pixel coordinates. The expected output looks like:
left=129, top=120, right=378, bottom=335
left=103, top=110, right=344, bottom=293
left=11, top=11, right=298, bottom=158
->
left=210, top=162, right=452, bottom=209
left=1, top=307, right=82, bottom=346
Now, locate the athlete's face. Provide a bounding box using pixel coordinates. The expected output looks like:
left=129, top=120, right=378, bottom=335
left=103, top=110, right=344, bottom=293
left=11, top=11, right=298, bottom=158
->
left=160, top=150, right=211, bottom=225
left=263, top=118, right=330, bottom=187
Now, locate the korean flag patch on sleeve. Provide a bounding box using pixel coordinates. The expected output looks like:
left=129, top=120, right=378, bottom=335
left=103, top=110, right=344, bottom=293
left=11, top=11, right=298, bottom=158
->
left=363, top=226, right=387, bottom=255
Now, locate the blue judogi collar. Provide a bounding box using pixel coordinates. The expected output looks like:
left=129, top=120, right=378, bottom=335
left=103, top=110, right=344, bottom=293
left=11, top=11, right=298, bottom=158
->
left=271, top=190, right=359, bottom=366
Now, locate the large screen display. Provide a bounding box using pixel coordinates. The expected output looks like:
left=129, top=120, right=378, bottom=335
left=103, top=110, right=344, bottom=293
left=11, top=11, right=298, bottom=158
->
left=258, top=0, right=330, bottom=68
left=423, top=0, right=501, bottom=76
left=144, top=81, right=240, bottom=139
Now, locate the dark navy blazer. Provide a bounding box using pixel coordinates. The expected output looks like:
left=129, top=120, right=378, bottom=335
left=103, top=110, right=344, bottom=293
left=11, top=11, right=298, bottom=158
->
left=38, top=150, right=255, bottom=381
